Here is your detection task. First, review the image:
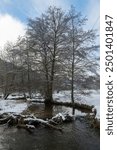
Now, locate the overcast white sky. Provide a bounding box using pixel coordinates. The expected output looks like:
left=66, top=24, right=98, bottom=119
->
left=0, top=0, right=100, bottom=50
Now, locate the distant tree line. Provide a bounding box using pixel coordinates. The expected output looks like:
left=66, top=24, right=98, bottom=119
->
left=0, top=6, right=99, bottom=103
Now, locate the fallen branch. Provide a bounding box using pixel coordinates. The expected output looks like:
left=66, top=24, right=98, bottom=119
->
left=17, top=124, right=35, bottom=133
left=0, top=112, right=74, bottom=132
left=51, top=101, right=93, bottom=112
left=27, top=99, right=94, bottom=112
left=24, top=118, right=63, bottom=132
left=0, top=116, right=12, bottom=124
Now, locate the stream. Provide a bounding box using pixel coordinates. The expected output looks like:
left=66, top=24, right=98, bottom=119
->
left=0, top=102, right=100, bottom=150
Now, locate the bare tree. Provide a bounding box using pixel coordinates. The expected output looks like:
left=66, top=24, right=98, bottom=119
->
left=0, top=6, right=99, bottom=104
left=27, top=7, right=70, bottom=103
left=0, top=42, right=18, bottom=98
left=65, top=6, right=99, bottom=103
left=11, top=36, right=38, bottom=98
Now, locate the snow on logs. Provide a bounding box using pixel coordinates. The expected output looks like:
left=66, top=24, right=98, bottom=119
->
left=0, top=113, right=74, bottom=133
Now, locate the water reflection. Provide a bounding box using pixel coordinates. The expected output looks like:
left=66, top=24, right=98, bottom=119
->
left=25, top=102, right=87, bottom=119
left=0, top=103, right=100, bottom=150
left=44, top=104, right=53, bottom=118
left=72, top=107, right=75, bottom=115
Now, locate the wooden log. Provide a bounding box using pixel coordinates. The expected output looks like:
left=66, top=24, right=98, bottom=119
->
left=52, top=113, right=74, bottom=124
left=16, top=124, right=35, bottom=133
left=48, top=119, right=58, bottom=125
left=0, top=116, right=12, bottom=124
left=0, top=112, right=74, bottom=132
left=24, top=118, right=62, bottom=132
left=44, top=122, right=63, bottom=132
left=27, top=99, right=93, bottom=112
left=51, top=101, right=93, bottom=111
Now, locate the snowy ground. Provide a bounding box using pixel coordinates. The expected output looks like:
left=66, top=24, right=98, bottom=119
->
left=53, top=90, right=100, bottom=118
left=0, top=90, right=100, bottom=118
left=0, top=99, right=27, bottom=114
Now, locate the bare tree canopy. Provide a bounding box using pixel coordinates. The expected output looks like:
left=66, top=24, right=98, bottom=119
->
left=0, top=6, right=99, bottom=103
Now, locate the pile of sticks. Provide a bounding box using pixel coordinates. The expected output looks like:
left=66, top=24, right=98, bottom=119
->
left=0, top=112, right=74, bottom=133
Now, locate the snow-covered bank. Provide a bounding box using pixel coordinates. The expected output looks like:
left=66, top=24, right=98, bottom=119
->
left=53, top=90, right=100, bottom=118
left=0, top=99, right=27, bottom=114
left=0, top=90, right=99, bottom=118
left=84, top=90, right=100, bottom=119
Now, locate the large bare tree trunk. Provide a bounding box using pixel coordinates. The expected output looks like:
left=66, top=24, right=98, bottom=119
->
left=71, top=52, right=75, bottom=104
left=71, top=14, right=75, bottom=104
left=26, top=47, right=32, bottom=99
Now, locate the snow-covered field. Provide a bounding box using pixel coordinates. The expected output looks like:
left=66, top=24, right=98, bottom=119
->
left=0, top=99, right=27, bottom=114
left=0, top=90, right=100, bottom=118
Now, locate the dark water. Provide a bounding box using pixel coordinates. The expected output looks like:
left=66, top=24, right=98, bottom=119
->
left=0, top=103, right=100, bottom=150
